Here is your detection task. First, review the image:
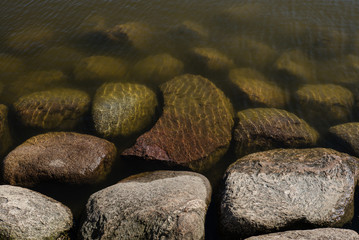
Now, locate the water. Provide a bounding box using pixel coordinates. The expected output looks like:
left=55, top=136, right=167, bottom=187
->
left=1, top=0, right=359, bottom=238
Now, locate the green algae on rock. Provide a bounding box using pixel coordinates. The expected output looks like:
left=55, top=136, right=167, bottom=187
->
left=122, top=74, right=234, bottom=171
left=0, top=105, right=13, bottom=156
left=13, top=88, right=90, bottom=130
left=3, top=132, right=116, bottom=186
left=92, top=82, right=158, bottom=138
left=328, top=122, right=359, bottom=157
left=229, top=68, right=287, bottom=108
left=234, top=108, right=318, bottom=156
left=191, top=47, right=234, bottom=73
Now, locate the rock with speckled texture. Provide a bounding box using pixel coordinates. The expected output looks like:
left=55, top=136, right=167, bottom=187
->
left=3, top=132, right=116, bottom=186
left=80, top=171, right=211, bottom=240
left=0, top=185, right=72, bottom=240
left=220, top=148, right=359, bottom=239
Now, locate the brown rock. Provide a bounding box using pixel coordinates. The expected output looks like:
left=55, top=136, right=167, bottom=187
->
left=3, top=132, right=116, bottom=186
left=122, top=74, right=234, bottom=171
left=0, top=105, right=12, bottom=155
left=191, top=47, right=234, bottom=73
left=329, top=122, right=359, bottom=157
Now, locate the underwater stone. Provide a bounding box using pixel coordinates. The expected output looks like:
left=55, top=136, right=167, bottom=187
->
left=92, top=82, right=158, bottom=138
left=295, top=84, right=354, bottom=127
left=0, top=105, right=12, bottom=156
left=13, top=88, right=90, bottom=130
left=245, top=228, right=359, bottom=240
left=0, top=54, right=25, bottom=75
left=133, top=53, right=184, bottom=85
left=328, top=122, right=359, bottom=157
left=234, top=108, right=318, bottom=157
left=191, top=47, right=234, bottom=73
left=74, top=55, right=127, bottom=82
left=229, top=68, right=286, bottom=108
left=171, top=20, right=209, bottom=41
left=220, top=148, right=359, bottom=239
left=3, top=132, right=116, bottom=186
left=80, top=171, right=211, bottom=240
left=219, top=3, right=266, bottom=26
left=122, top=74, right=234, bottom=171
left=0, top=185, right=73, bottom=240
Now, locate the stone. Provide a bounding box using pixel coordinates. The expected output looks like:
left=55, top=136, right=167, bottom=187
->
left=220, top=148, right=359, bottom=239
left=234, top=108, right=318, bottom=156
left=219, top=3, right=266, bottom=26
left=92, top=82, right=158, bottom=138
left=229, top=68, right=286, bottom=108
left=328, top=122, right=359, bottom=157
left=190, top=47, right=234, bottom=73
left=74, top=55, right=127, bottom=82
left=3, top=132, right=116, bottom=186
left=80, top=171, right=211, bottom=240
left=245, top=228, right=359, bottom=240
left=122, top=74, right=234, bottom=171
left=0, top=54, right=25, bottom=75
left=171, top=20, right=208, bottom=41
left=274, top=49, right=316, bottom=82
left=0, top=105, right=13, bottom=156
left=13, top=88, right=90, bottom=130
left=295, top=84, right=354, bottom=127
left=133, top=53, right=184, bottom=84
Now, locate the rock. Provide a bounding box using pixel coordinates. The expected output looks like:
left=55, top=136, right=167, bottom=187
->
left=220, top=148, right=359, bottom=239
left=0, top=185, right=72, bottom=240
left=122, top=74, right=234, bottom=171
left=133, top=53, right=184, bottom=84
left=0, top=54, right=25, bottom=75
left=80, top=171, right=211, bottom=240
left=219, top=3, right=266, bottom=26
left=171, top=20, right=208, bottom=41
left=3, top=132, right=116, bottom=186
left=245, top=228, right=359, bottom=240
left=328, top=122, right=359, bottom=157
left=295, top=84, right=354, bottom=127
left=190, top=47, right=234, bottom=73
left=13, top=88, right=90, bottom=130
left=274, top=49, right=316, bottom=82
left=74, top=55, right=127, bottom=82
left=92, top=82, right=158, bottom=138
left=229, top=68, right=286, bottom=108
left=0, top=105, right=13, bottom=156
left=234, top=108, right=318, bottom=156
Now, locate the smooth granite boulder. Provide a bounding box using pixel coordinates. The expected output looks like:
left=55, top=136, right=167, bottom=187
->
left=80, top=171, right=211, bottom=240
left=234, top=108, right=318, bottom=156
left=122, top=74, right=234, bottom=171
left=0, top=105, right=12, bottom=156
left=245, top=228, right=359, bottom=240
left=92, top=82, right=158, bottom=138
left=0, top=185, right=72, bottom=240
left=295, top=84, right=354, bottom=127
left=191, top=47, right=234, bottom=73
left=14, top=88, right=90, bottom=130
left=74, top=55, right=127, bottom=82
left=3, top=132, right=116, bottom=186
left=229, top=68, right=286, bottom=108
left=329, top=122, right=359, bottom=157
left=133, top=53, right=184, bottom=84
left=220, top=148, right=359, bottom=239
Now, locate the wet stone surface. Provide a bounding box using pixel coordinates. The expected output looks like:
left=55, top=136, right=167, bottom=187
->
left=0, top=104, right=12, bottom=156
left=190, top=47, right=234, bottom=73
left=329, top=122, right=359, bottom=157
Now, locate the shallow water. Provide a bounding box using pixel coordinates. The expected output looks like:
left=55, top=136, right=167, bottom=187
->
left=1, top=0, right=359, bottom=238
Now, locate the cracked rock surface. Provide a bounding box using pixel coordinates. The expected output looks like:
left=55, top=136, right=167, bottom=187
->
left=80, top=171, right=211, bottom=240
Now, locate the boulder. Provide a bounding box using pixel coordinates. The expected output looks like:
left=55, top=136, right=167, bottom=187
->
left=329, top=122, right=359, bottom=157
left=74, top=55, right=127, bottom=82
left=229, top=68, right=286, bottom=108
left=0, top=54, right=25, bottom=75
left=219, top=3, right=266, bottom=27
left=0, top=105, right=12, bottom=156
left=133, top=53, right=184, bottom=84
left=170, top=20, right=208, bottom=41
left=13, top=88, right=90, bottom=130
left=92, top=82, right=158, bottom=138
left=190, top=47, right=234, bottom=73
left=122, top=74, right=234, bottom=171
left=234, top=108, right=318, bottom=156
left=80, top=171, right=211, bottom=240
left=3, top=132, right=116, bottom=186
left=0, top=185, right=72, bottom=240
left=245, top=228, right=359, bottom=240
left=220, top=148, right=359, bottom=239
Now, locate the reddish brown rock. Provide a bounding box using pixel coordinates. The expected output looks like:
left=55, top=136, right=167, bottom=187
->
left=3, top=132, right=116, bottom=186
left=122, top=74, right=234, bottom=171
left=0, top=104, right=12, bottom=155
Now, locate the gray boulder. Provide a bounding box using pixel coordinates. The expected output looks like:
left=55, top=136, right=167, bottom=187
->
left=80, top=171, right=212, bottom=240
left=0, top=185, right=72, bottom=240
left=220, top=148, right=359, bottom=239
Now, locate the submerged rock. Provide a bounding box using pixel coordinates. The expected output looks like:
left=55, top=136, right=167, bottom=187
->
left=3, top=132, right=116, bottom=186
left=171, top=20, right=208, bottom=41
left=0, top=105, right=12, bottom=156
left=219, top=3, right=266, bottom=26
left=191, top=47, right=234, bottom=73
left=74, top=55, right=127, bottom=82
left=0, top=54, right=25, bottom=75
left=234, top=108, right=318, bottom=156
left=220, top=148, right=359, bottom=239
left=133, top=53, right=184, bottom=84
left=245, top=228, right=359, bottom=240
left=92, top=82, right=158, bottom=138
left=229, top=68, right=286, bottom=108
left=329, top=122, right=359, bottom=157
left=80, top=171, right=211, bottom=240
left=122, top=74, right=234, bottom=171
left=0, top=185, right=73, bottom=240
left=13, top=88, right=90, bottom=130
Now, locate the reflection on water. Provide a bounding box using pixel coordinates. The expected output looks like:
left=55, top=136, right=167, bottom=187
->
left=1, top=0, right=359, bottom=237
